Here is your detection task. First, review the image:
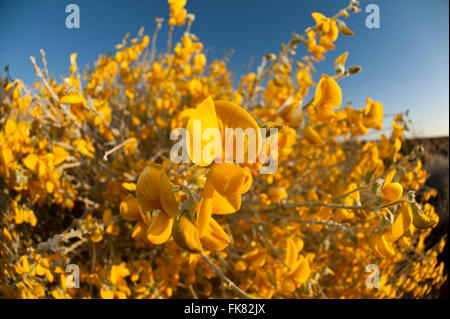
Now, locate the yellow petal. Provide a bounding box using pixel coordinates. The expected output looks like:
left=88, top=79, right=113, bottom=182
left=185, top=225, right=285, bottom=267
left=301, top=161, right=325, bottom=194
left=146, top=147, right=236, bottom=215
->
left=146, top=212, right=173, bottom=245
left=159, top=168, right=179, bottom=218
left=136, top=164, right=162, bottom=212
left=120, top=194, right=140, bottom=221
left=285, top=237, right=298, bottom=268
left=385, top=203, right=413, bottom=242
left=186, top=97, right=219, bottom=166
left=121, top=182, right=136, bottom=192
left=131, top=220, right=147, bottom=240
left=23, top=154, right=39, bottom=171
left=214, top=100, right=262, bottom=163
left=334, top=51, right=348, bottom=71
left=197, top=197, right=213, bottom=236
left=382, top=170, right=396, bottom=189
left=53, top=146, right=69, bottom=165
left=200, top=218, right=230, bottom=251
left=209, top=163, right=247, bottom=196
left=268, top=187, right=287, bottom=201
left=312, top=12, right=326, bottom=25
left=211, top=190, right=241, bottom=214
left=60, top=93, right=86, bottom=106
left=313, top=74, right=342, bottom=111
left=291, top=255, right=310, bottom=286
left=303, top=125, right=323, bottom=145
left=374, top=234, right=395, bottom=259
left=382, top=183, right=403, bottom=202
left=339, top=24, right=354, bottom=36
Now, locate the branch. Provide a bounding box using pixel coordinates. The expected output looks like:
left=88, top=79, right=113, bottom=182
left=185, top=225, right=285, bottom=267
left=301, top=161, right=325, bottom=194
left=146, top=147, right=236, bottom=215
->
left=200, top=254, right=253, bottom=299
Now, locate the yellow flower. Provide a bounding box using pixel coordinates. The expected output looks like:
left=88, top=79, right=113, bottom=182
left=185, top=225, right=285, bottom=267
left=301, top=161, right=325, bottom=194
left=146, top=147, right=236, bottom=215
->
left=334, top=51, right=348, bottom=74
left=74, top=138, right=95, bottom=158
left=136, top=163, right=178, bottom=245
left=186, top=97, right=262, bottom=166
left=385, top=202, right=413, bottom=242
left=381, top=170, right=403, bottom=202
left=363, top=98, right=383, bottom=129
left=120, top=194, right=141, bottom=221
left=172, top=183, right=233, bottom=253
left=168, top=0, right=187, bottom=26
left=197, top=162, right=252, bottom=236
left=268, top=187, right=287, bottom=201
left=371, top=234, right=395, bottom=259
left=303, top=125, right=323, bottom=145
left=312, top=74, right=342, bottom=123
left=312, top=12, right=339, bottom=41
left=282, top=237, right=310, bottom=293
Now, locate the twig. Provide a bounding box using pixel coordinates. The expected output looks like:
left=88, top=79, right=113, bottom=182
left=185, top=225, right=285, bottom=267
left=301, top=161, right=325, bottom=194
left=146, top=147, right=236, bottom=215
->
left=262, top=199, right=404, bottom=213
left=150, top=18, right=163, bottom=63
left=103, top=138, right=136, bottom=161
left=200, top=254, right=253, bottom=299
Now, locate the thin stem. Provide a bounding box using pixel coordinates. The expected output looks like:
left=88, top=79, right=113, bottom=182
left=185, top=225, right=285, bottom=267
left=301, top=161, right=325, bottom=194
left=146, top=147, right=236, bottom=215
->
left=200, top=254, right=253, bottom=299
left=150, top=19, right=163, bottom=63
left=103, top=138, right=135, bottom=161
left=166, top=25, right=174, bottom=56
left=262, top=199, right=404, bottom=213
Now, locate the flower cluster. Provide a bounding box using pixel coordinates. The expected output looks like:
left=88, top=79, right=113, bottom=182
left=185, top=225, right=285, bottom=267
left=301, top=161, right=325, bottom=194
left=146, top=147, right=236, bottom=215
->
left=0, top=0, right=446, bottom=299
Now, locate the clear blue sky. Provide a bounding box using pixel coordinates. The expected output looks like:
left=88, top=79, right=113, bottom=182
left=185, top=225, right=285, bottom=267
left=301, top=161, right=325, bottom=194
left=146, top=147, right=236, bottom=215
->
left=0, top=0, right=448, bottom=137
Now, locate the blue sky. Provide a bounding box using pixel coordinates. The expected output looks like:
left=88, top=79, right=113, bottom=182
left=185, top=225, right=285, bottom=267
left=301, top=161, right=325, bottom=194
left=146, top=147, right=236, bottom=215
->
left=0, top=0, right=448, bottom=137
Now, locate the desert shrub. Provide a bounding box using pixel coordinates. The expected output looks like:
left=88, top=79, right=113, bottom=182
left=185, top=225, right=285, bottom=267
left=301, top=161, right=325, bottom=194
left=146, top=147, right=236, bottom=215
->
left=0, top=0, right=447, bottom=299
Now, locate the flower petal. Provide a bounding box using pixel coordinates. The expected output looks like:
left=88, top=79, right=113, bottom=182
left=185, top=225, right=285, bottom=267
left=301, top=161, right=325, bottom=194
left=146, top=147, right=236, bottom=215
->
left=186, top=97, right=220, bottom=166
left=209, top=163, right=246, bottom=196
left=200, top=217, right=230, bottom=251
left=385, top=203, right=413, bottom=242
left=136, top=164, right=162, bottom=212
left=146, top=213, right=173, bottom=245
left=159, top=167, right=179, bottom=218
left=197, top=196, right=213, bottom=236
left=214, top=100, right=262, bottom=163
left=172, top=212, right=203, bottom=253
left=211, top=190, right=241, bottom=215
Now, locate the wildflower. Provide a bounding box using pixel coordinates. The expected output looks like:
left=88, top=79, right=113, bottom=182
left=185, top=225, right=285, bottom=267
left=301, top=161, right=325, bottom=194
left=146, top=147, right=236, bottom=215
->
left=363, top=98, right=383, bottom=129
left=172, top=184, right=232, bottom=253
left=282, top=237, right=310, bottom=293
left=186, top=97, right=262, bottom=166
left=372, top=233, right=395, bottom=259
left=312, top=74, right=342, bottom=123
left=385, top=202, right=413, bottom=242
left=136, top=163, right=178, bottom=244
left=303, top=125, right=323, bottom=145
left=381, top=170, right=403, bottom=202
left=197, top=163, right=252, bottom=236
left=268, top=187, right=287, bottom=202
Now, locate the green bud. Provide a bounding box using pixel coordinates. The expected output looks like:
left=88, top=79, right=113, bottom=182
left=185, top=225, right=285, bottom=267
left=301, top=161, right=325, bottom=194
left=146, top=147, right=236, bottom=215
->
left=348, top=65, right=362, bottom=74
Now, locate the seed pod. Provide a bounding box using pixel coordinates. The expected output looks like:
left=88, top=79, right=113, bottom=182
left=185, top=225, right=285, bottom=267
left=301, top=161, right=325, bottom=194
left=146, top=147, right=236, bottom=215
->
left=410, top=201, right=437, bottom=229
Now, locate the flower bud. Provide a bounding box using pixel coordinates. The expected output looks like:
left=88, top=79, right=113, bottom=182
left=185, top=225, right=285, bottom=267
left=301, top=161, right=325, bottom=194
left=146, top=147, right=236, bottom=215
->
left=348, top=65, right=362, bottom=74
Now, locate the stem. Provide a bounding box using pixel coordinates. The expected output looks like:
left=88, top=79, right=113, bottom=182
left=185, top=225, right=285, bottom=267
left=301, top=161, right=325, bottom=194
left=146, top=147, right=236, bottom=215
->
left=262, top=199, right=404, bottom=213
left=150, top=19, right=163, bottom=63
left=166, top=25, right=174, bottom=56
left=103, top=138, right=135, bottom=161
left=200, top=254, right=253, bottom=299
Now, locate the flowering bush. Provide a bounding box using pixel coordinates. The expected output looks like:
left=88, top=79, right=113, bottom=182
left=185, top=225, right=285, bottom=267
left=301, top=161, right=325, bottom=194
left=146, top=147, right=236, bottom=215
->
left=0, top=0, right=446, bottom=299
